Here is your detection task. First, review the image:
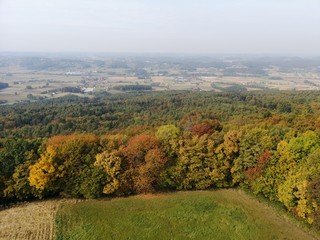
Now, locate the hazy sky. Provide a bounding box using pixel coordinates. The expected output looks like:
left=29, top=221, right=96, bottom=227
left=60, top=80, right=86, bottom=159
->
left=1, top=0, right=320, bottom=54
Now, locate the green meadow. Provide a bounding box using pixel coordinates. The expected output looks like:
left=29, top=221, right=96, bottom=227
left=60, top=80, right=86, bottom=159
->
left=55, top=189, right=317, bottom=240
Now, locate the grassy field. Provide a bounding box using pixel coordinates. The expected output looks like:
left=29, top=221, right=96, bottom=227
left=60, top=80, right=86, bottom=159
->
left=55, top=189, right=318, bottom=240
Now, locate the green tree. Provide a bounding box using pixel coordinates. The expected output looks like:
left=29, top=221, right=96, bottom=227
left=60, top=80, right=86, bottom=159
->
left=4, top=161, right=36, bottom=200
left=156, top=125, right=180, bottom=158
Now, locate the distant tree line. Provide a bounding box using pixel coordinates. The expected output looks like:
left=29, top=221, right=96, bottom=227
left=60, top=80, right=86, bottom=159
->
left=41, top=87, right=82, bottom=94
left=113, top=85, right=152, bottom=91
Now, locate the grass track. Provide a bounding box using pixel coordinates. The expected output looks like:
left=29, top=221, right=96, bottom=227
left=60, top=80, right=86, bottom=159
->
left=55, top=189, right=318, bottom=240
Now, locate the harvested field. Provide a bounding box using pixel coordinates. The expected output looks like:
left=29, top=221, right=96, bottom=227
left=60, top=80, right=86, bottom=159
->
left=0, top=200, right=59, bottom=240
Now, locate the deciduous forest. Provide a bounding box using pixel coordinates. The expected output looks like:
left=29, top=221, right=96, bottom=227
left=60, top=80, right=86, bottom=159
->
left=1, top=91, right=320, bottom=228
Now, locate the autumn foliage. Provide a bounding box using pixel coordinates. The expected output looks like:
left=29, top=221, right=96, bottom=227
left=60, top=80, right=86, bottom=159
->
left=2, top=91, right=320, bottom=228
left=121, top=135, right=166, bottom=193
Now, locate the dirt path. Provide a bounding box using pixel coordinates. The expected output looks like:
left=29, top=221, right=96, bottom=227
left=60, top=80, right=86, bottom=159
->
left=0, top=200, right=59, bottom=240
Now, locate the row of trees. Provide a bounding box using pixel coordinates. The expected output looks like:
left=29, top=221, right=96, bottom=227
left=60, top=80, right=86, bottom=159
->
left=1, top=121, right=320, bottom=228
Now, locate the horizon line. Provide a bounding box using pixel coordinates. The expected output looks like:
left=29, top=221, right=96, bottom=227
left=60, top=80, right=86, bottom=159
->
left=0, top=51, right=319, bottom=58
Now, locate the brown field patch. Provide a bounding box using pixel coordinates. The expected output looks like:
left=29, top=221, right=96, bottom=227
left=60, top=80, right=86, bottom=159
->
left=0, top=200, right=59, bottom=240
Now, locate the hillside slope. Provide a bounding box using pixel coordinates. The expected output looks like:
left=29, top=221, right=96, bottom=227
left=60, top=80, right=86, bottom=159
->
left=1, top=190, right=318, bottom=240
left=56, top=189, right=318, bottom=240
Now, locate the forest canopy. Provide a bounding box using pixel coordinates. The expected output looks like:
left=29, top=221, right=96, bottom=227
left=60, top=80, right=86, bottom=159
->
left=1, top=90, right=320, bottom=228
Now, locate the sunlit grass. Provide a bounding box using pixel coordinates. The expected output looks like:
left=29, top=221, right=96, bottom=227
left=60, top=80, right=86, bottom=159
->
left=55, top=189, right=316, bottom=240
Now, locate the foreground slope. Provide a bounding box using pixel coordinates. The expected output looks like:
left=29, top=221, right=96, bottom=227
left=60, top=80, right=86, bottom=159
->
left=56, top=189, right=318, bottom=240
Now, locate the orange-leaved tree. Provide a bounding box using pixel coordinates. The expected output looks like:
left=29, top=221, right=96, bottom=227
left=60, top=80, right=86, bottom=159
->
left=121, top=134, right=167, bottom=193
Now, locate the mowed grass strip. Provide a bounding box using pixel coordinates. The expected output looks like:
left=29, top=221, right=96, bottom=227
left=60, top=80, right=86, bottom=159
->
left=55, top=189, right=318, bottom=240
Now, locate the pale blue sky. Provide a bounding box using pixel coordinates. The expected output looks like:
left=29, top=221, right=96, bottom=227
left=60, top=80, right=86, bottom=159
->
left=0, top=0, right=319, bottom=54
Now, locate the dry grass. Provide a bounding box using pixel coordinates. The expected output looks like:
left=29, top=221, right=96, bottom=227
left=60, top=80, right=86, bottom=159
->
left=0, top=200, right=59, bottom=240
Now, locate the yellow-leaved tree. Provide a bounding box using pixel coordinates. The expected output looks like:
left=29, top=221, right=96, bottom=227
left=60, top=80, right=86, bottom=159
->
left=95, top=150, right=122, bottom=195
left=28, top=146, right=60, bottom=197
